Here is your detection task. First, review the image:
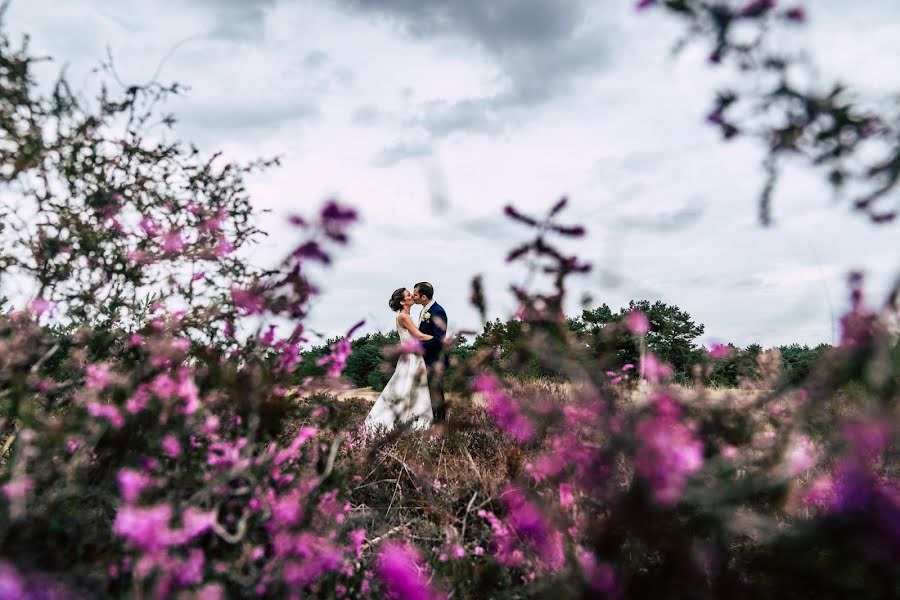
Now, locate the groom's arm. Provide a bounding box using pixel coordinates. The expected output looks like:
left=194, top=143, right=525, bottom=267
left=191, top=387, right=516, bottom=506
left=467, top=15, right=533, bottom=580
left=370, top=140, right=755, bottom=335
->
left=422, top=306, right=447, bottom=352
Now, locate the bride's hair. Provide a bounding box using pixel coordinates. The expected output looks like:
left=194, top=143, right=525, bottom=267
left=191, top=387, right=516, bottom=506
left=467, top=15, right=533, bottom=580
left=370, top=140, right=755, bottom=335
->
left=388, top=287, right=406, bottom=312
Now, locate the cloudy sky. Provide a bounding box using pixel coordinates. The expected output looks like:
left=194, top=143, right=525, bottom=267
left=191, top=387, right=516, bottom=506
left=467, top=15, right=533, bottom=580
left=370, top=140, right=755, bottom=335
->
left=6, top=0, right=900, bottom=348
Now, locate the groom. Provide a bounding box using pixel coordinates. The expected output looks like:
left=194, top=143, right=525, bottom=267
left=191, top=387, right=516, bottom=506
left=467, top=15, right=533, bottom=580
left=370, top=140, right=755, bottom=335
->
left=413, top=282, right=449, bottom=423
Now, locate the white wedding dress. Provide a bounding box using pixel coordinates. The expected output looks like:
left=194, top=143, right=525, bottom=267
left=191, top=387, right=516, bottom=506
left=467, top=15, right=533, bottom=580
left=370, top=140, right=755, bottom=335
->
left=363, top=315, right=433, bottom=433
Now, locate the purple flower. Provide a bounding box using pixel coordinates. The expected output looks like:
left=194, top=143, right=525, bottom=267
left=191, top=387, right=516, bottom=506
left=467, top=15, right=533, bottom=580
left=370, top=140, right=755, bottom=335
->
left=87, top=402, right=124, bottom=428
left=274, top=427, right=317, bottom=466
left=376, top=541, right=442, bottom=600
left=0, top=561, right=25, bottom=599
left=138, top=217, right=158, bottom=236
left=292, top=241, right=331, bottom=264
left=635, top=396, right=703, bottom=504
left=232, top=287, right=266, bottom=315
left=85, top=363, right=112, bottom=390
left=30, top=297, right=52, bottom=316
left=179, top=507, right=217, bottom=542
left=577, top=549, right=617, bottom=595
left=320, top=200, right=358, bottom=244
left=474, top=375, right=534, bottom=442
left=784, top=5, right=806, bottom=22
left=117, top=468, right=154, bottom=503
left=782, top=434, right=817, bottom=476
left=161, top=435, right=181, bottom=458
left=114, top=504, right=174, bottom=552
left=624, top=311, right=649, bottom=335
left=1, top=477, right=31, bottom=503
left=739, top=0, right=777, bottom=18
left=317, top=339, right=352, bottom=378
left=636, top=0, right=656, bottom=10
left=161, top=230, right=184, bottom=254
left=639, top=353, right=673, bottom=383
left=214, top=238, right=234, bottom=257
left=707, top=342, right=731, bottom=359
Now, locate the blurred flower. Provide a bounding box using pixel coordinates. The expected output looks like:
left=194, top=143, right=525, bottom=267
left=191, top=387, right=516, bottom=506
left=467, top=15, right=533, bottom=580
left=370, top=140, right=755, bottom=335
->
left=739, top=0, right=777, bottom=18
left=114, top=504, right=174, bottom=552
left=117, top=468, right=154, bottom=503
left=707, top=343, right=731, bottom=359
left=0, top=561, right=25, bottom=599
left=1, top=477, right=31, bottom=503
left=782, top=434, right=818, bottom=476
left=784, top=5, right=806, bottom=22
left=85, top=363, right=112, bottom=390
left=376, top=541, right=442, bottom=600
left=232, top=287, right=266, bottom=316
left=161, top=435, right=181, bottom=458
left=87, top=402, right=124, bottom=428
left=624, top=311, right=649, bottom=335
left=474, top=375, right=534, bottom=442
left=635, top=397, right=703, bottom=504
left=320, top=200, right=358, bottom=244
left=639, top=353, right=673, bottom=383
left=161, top=230, right=184, bottom=254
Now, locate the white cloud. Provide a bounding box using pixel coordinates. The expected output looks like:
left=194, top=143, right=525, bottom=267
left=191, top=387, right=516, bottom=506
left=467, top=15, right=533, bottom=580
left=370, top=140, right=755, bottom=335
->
left=4, top=0, right=900, bottom=350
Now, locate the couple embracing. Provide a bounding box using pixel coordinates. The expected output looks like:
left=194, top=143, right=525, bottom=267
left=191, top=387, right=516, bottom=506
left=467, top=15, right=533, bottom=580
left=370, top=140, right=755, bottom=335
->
left=364, top=282, right=449, bottom=433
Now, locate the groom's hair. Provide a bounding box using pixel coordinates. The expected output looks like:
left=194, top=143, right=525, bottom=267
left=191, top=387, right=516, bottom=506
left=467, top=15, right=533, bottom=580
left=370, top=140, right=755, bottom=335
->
left=414, top=282, right=434, bottom=299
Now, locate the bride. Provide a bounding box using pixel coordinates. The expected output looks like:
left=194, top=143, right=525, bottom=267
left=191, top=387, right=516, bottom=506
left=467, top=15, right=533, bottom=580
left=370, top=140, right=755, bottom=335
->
left=364, top=287, right=434, bottom=432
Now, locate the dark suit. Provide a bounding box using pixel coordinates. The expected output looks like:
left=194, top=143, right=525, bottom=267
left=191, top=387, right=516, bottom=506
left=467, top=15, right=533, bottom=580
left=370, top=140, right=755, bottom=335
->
left=419, top=301, right=449, bottom=422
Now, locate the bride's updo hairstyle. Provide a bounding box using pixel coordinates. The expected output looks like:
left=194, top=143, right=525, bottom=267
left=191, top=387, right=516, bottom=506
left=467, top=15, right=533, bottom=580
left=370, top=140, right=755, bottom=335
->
left=388, top=287, right=406, bottom=312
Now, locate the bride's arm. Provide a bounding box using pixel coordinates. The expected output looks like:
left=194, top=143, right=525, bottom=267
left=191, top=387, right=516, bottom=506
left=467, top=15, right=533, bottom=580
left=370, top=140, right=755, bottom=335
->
left=398, top=313, right=433, bottom=340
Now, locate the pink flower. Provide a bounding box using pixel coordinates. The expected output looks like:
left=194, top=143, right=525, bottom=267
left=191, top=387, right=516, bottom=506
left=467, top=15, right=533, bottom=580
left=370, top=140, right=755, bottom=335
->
left=399, top=337, right=424, bottom=355
left=180, top=507, right=217, bottom=541
left=578, top=549, right=617, bottom=595
left=635, top=396, right=703, bottom=504
left=161, top=435, right=181, bottom=458
left=117, top=468, right=154, bottom=504
left=639, top=353, right=673, bottom=383
left=87, top=402, right=124, bottom=428
left=150, top=373, right=177, bottom=401
left=214, top=238, right=234, bottom=257
left=783, top=434, right=817, bottom=476
left=721, top=444, right=739, bottom=459
left=126, top=249, right=146, bottom=264
left=474, top=375, right=534, bottom=442
left=138, top=217, right=158, bottom=236
left=85, top=363, right=112, bottom=390
left=376, top=541, right=442, bottom=600
left=559, top=483, right=575, bottom=508
left=624, top=311, right=650, bottom=335
left=317, top=339, right=351, bottom=378
left=161, top=230, right=184, bottom=254
left=1, top=477, right=32, bottom=502
left=274, top=426, right=317, bottom=466
left=30, top=297, right=52, bottom=316
left=803, top=474, right=835, bottom=509
left=0, top=561, right=25, bottom=599
left=197, top=583, right=224, bottom=600
left=232, top=287, right=266, bottom=315
left=707, top=343, right=731, bottom=359
left=114, top=504, right=174, bottom=552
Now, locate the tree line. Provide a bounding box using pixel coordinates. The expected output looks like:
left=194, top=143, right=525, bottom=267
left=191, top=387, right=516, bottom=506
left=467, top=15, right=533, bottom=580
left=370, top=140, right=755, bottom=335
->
left=293, top=299, right=833, bottom=390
